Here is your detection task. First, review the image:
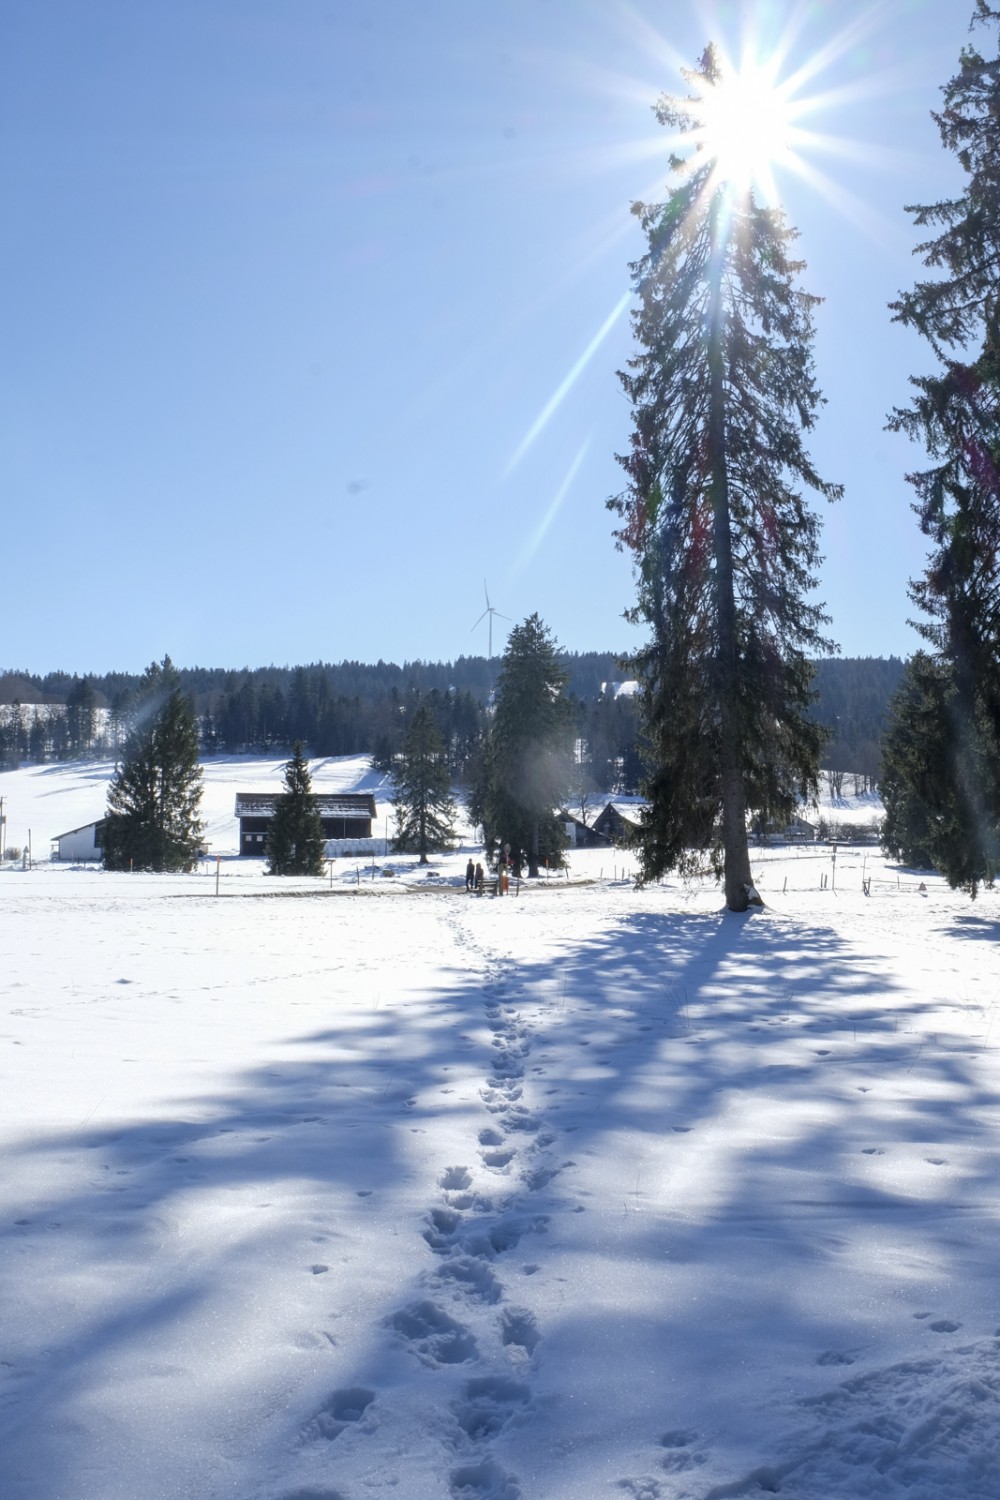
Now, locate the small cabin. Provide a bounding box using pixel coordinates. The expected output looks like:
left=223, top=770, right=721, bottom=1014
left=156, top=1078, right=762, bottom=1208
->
left=591, top=801, right=646, bottom=845
left=235, top=792, right=377, bottom=856
left=52, top=820, right=106, bottom=862
left=560, top=809, right=611, bottom=848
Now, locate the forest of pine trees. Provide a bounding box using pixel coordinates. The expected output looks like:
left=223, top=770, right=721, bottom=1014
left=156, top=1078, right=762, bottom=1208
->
left=0, top=654, right=901, bottom=800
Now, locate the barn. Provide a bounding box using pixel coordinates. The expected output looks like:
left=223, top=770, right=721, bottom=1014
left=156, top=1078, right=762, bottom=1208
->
left=234, top=792, right=377, bottom=857
left=560, top=809, right=611, bottom=848
left=52, top=820, right=106, bottom=862
left=591, top=801, right=647, bottom=845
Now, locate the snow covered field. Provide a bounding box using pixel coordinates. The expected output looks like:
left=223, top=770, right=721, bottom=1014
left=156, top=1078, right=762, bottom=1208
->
left=0, top=754, right=398, bottom=868
left=3, top=759, right=1000, bottom=1499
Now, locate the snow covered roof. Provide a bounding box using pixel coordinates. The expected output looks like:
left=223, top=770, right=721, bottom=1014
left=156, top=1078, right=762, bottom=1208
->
left=52, top=819, right=105, bottom=840
left=597, top=800, right=647, bottom=824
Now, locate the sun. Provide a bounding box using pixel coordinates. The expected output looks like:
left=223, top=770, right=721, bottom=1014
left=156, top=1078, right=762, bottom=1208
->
left=693, top=52, right=797, bottom=198
left=501, top=11, right=897, bottom=477
left=700, top=65, right=791, bottom=187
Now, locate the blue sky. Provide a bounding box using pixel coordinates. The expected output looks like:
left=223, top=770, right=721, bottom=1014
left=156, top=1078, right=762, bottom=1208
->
left=1, top=0, right=981, bottom=675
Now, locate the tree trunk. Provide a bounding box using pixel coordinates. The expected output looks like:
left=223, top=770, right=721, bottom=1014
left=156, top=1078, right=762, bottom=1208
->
left=708, top=194, right=754, bottom=913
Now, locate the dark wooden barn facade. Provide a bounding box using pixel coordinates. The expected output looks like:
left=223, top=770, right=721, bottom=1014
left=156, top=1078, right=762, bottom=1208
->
left=234, top=792, right=377, bottom=856
left=591, top=801, right=646, bottom=845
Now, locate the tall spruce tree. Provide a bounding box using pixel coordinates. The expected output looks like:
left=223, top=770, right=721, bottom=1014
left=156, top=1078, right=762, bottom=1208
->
left=481, top=614, right=574, bottom=878
left=886, top=2, right=1000, bottom=894
left=609, top=45, right=840, bottom=910
left=66, top=675, right=97, bottom=758
left=102, top=657, right=204, bottom=872
left=880, top=653, right=965, bottom=872
left=392, top=704, right=457, bottom=863
left=266, top=742, right=326, bottom=876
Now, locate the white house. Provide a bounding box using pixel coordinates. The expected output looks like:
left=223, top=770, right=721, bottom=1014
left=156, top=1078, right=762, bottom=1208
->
left=52, top=820, right=105, bottom=862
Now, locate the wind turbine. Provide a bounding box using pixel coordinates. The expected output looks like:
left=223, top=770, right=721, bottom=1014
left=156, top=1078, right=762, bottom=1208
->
left=471, top=580, right=511, bottom=659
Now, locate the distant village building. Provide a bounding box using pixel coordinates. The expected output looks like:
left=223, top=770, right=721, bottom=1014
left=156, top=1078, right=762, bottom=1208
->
left=560, top=809, right=609, bottom=848
left=752, top=814, right=818, bottom=845
left=559, top=800, right=649, bottom=848
left=234, top=792, right=377, bottom=857
left=591, top=801, right=646, bottom=845
left=52, top=820, right=106, bottom=862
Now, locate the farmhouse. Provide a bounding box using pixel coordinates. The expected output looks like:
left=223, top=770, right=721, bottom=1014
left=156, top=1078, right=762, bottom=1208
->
left=52, top=820, right=106, bottom=862
left=234, top=792, right=377, bottom=856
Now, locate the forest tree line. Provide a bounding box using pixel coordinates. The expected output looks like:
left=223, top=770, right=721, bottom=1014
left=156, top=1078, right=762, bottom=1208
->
left=0, top=654, right=904, bottom=793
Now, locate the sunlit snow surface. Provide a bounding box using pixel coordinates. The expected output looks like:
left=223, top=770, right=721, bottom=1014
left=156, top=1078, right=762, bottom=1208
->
left=2, top=759, right=999, bottom=1500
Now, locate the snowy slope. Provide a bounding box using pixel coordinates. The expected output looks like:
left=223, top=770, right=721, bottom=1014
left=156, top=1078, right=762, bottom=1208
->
left=3, top=763, right=1000, bottom=1499
left=0, top=757, right=885, bottom=864
left=809, top=770, right=884, bottom=836
left=0, top=754, right=399, bottom=862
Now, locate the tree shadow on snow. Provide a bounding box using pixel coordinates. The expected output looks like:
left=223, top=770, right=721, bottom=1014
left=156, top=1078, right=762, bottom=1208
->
left=1, top=893, right=997, bottom=1499
left=482, top=901, right=1000, bottom=1495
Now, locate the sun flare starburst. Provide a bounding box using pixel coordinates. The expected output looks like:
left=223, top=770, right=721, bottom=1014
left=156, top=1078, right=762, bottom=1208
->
left=501, top=7, right=902, bottom=480
left=693, top=53, right=797, bottom=198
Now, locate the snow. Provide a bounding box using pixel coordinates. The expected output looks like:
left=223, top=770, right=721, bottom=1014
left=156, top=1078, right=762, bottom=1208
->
left=3, top=757, right=1000, bottom=1499
left=6, top=754, right=396, bottom=865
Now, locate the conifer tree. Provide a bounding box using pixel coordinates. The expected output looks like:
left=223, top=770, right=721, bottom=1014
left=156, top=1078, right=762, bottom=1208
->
left=102, top=657, right=204, bottom=872
left=266, top=742, right=326, bottom=876
left=609, top=45, right=840, bottom=910
left=886, top=2, right=1000, bottom=894
left=482, top=614, right=574, bottom=877
left=392, top=704, right=457, bottom=863
left=880, top=653, right=970, bottom=873
left=66, top=676, right=97, bottom=757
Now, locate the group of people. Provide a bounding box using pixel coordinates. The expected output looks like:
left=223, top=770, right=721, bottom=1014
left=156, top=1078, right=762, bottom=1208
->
left=464, top=852, right=512, bottom=895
